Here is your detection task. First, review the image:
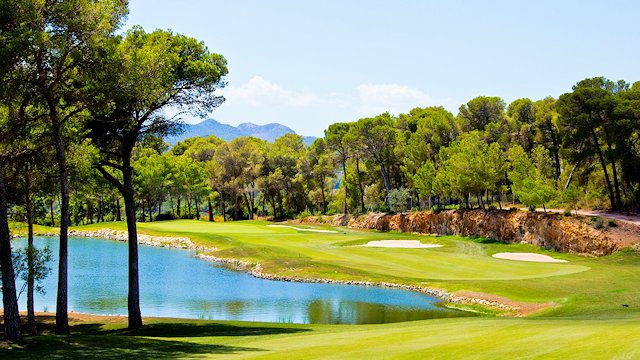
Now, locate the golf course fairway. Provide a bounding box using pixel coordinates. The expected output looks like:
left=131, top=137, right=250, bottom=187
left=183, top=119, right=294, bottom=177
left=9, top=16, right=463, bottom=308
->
left=3, top=219, right=640, bottom=359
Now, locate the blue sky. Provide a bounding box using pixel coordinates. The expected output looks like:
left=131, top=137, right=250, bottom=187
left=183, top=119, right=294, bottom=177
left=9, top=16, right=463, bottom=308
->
left=125, top=0, right=640, bottom=136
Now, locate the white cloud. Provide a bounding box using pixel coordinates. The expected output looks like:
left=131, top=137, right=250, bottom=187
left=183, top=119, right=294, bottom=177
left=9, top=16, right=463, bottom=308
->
left=224, top=75, right=322, bottom=107
left=356, top=83, right=440, bottom=115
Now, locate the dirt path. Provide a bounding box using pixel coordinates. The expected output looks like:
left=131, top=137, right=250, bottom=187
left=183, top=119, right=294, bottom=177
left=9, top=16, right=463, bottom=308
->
left=525, top=208, right=640, bottom=226
left=573, top=210, right=640, bottom=226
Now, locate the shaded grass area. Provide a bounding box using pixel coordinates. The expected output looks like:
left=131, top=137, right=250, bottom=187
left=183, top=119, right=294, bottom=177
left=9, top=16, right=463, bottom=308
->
left=2, top=315, right=640, bottom=359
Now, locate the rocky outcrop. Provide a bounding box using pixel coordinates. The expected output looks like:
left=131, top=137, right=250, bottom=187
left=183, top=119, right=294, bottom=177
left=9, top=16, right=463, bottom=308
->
left=68, top=229, right=197, bottom=249
left=298, top=210, right=618, bottom=256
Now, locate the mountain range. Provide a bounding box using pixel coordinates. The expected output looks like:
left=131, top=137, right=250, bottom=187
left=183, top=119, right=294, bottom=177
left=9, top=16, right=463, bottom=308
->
left=167, top=119, right=317, bottom=146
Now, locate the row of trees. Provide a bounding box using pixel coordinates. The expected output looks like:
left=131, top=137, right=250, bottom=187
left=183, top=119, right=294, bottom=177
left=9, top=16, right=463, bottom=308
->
left=1, top=0, right=227, bottom=340
left=72, top=78, right=638, bottom=228
left=7, top=78, right=639, bottom=230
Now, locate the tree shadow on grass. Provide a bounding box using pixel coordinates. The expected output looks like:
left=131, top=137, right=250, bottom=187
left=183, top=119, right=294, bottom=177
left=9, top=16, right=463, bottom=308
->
left=3, top=334, right=263, bottom=359
left=72, top=321, right=311, bottom=338
left=2, top=316, right=312, bottom=359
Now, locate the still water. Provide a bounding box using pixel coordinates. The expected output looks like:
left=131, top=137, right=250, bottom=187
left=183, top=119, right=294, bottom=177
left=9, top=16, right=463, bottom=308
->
left=13, top=237, right=472, bottom=324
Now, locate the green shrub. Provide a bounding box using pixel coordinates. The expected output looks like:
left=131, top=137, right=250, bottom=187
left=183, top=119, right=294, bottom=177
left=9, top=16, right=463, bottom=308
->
left=296, top=210, right=312, bottom=220
left=608, top=220, right=618, bottom=227
left=592, top=217, right=604, bottom=229
left=388, top=187, right=410, bottom=213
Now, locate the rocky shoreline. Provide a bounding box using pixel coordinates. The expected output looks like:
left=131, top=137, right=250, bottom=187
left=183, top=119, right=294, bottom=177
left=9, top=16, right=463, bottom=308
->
left=25, top=227, right=526, bottom=316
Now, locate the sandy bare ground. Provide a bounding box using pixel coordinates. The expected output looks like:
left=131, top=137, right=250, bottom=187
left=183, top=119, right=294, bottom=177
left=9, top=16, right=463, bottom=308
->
left=524, top=207, right=640, bottom=226
left=453, top=291, right=555, bottom=316
left=357, top=240, right=443, bottom=249
left=266, top=224, right=339, bottom=233
left=492, top=252, right=568, bottom=263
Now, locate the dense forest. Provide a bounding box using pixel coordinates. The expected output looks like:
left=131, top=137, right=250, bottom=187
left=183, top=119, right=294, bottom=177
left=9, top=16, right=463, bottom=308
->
left=1, top=0, right=639, bottom=343
left=26, top=78, right=637, bottom=225
left=6, top=79, right=640, bottom=227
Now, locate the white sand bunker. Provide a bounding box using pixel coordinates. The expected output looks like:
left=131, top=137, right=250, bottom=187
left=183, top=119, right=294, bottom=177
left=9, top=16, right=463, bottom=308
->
left=492, top=252, right=568, bottom=263
left=267, top=224, right=339, bottom=233
left=358, top=240, right=443, bottom=249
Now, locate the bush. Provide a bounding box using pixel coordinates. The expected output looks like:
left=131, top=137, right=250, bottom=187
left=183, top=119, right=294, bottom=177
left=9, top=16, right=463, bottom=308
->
left=563, top=209, right=572, bottom=216
left=592, top=217, right=604, bottom=229
left=155, top=213, right=176, bottom=221
left=388, top=187, right=410, bottom=213
left=608, top=220, right=618, bottom=227
left=296, top=210, right=312, bottom=220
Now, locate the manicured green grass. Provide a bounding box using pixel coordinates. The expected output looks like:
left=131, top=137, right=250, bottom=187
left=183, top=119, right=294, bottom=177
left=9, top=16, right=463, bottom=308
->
left=9, top=222, right=58, bottom=237
left=3, top=315, right=639, bottom=359
left=5, top=219, right=640, bottom=358
left=75, top=220, right=639, bottom=318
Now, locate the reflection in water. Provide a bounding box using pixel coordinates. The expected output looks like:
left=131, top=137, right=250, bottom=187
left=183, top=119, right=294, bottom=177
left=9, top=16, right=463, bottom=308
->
left=307, top=299, right=471, bottom=324
left=12, top=237, right=474, bottom=324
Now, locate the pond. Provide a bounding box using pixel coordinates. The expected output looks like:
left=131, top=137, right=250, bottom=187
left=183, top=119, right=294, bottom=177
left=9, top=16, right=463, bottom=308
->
left=12, top=237, right=473, bottom=324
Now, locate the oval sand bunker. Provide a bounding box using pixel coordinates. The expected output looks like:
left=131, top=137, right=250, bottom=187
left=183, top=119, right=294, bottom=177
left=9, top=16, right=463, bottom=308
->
left=358, top=240, right=443, bottom=249
left=492, top=252, right=568, bottom=263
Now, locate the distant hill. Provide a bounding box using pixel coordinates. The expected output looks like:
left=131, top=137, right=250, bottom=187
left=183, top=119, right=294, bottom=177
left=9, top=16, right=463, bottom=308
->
left=167, top=119, right=317, bottom=146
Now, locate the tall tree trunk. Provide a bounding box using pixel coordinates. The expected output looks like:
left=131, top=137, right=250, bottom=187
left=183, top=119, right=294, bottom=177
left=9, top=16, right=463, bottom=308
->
left=355, top=158, right=365, bottom=213
left=52, top=119, right=70, bottom=335
left=233, top=196, right=239, bottom=220
left=195, top=198, right=200, bottom=220
left=25, top=164, right=37, bottom=335
left=242, top=193, right=252, bottom=220
left=87, top=201, right=93, bottom=224
left=550, top=128, right=561, bottom=182
left=97, top=194, right=103, bottom=223
left=602, top=126, right=623, bottom=207
left=176, top=196, right=181, bottom=217
left=116, top=198, right=122, bottom=221
left=341, top=160, right=348, bottom=214
left=379, top=165, right=392, bottom=208
left=270, top=196, right=277, bottom=219
left=0, top=160, right=22, bottom=342
left=589, top=125, right=617, bottom=209
left=122, top=161, right=143, bottom=330
left=564, top=163, right=578, bottom=190
left=208, top=197, right=214, bottom=221
left=320, top=176, right=327, bottom=214
left=49, top=199, right=55, bottom=227
left=220, top=192, right=226, bottom=222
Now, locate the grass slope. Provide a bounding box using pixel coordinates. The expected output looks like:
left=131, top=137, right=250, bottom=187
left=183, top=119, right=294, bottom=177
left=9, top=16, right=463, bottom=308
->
left=3, top=315, right=639, bottom=359
left=4, top=219, right=640, bottom=358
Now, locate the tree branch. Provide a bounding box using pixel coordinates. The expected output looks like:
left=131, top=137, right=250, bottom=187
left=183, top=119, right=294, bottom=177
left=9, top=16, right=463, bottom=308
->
left=95, top=165, right=125, bottom=194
